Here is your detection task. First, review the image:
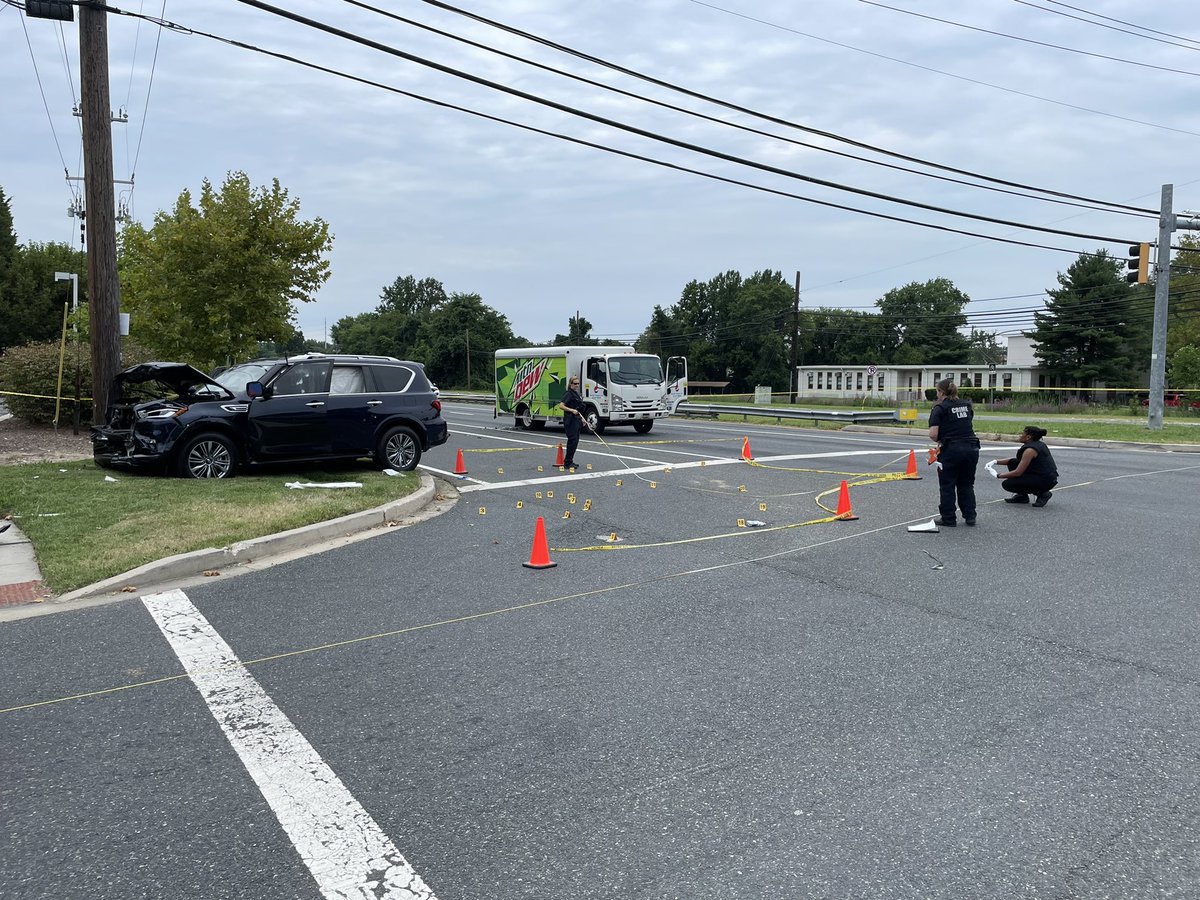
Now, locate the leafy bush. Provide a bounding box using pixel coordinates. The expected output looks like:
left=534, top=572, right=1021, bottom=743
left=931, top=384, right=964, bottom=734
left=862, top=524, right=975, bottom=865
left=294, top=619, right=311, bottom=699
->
left=0, top=339, right=154, bottom=425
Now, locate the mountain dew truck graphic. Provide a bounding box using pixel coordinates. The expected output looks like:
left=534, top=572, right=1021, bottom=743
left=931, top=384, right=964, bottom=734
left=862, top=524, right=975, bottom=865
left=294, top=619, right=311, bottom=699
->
left=494, top=346, right=687, bottom=435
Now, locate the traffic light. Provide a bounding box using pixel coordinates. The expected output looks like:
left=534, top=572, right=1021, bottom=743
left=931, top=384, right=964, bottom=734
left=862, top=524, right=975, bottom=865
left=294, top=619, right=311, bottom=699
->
left=1126, top=242, right=1150, bottom=284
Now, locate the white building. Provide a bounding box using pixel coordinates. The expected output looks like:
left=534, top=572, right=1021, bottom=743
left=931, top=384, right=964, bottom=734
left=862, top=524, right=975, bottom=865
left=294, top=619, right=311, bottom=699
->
left=795, top=336, right=1042, bottom=403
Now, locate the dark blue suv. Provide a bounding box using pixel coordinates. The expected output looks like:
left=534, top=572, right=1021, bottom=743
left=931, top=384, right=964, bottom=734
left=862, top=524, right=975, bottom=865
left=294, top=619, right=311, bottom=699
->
left=91, top=353, right=449, bottom=478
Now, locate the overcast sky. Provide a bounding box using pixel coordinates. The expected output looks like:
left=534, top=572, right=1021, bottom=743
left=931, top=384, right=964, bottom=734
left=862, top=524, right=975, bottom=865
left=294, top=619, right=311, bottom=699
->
left=3, top=0, right=1198, bottom=347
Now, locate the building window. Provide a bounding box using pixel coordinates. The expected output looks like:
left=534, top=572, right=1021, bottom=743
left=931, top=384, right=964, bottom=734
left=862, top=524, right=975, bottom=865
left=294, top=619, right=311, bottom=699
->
left=960, top=373, right=970, bottom=387
left=974, top=373, right=982, bottom=388
left=836, top=372, right=843, bottom=389
left=817, top=372, right=823, bottom=389
left=807, top=372, right=814, bottom=389
left=866, top=374, right=873, bottom=390
left=856, top=372, right=863, bottom=390
left=933, top=372, right=940, bottom=384
left=1038, top=374, right=1046, bottom=388
left=1003, top=373, right=1012, bottom=388
left=876, top=373, right=884, bottom=390
left=988, top=373, right=997, bottom=388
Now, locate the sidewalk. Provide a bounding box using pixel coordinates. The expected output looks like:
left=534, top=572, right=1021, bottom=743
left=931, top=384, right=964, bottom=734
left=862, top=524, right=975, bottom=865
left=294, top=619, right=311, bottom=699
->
left=0, top=521, right=51, bottom=608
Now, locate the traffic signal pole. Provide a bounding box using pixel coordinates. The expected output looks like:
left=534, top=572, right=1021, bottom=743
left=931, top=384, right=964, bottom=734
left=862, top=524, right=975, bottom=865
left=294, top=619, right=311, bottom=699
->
left=1145, top=185, right=1200, bottom=431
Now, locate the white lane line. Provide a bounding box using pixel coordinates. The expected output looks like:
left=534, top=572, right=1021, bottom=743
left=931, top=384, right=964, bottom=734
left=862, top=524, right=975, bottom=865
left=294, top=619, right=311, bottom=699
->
left=142, top=589, right=437, bottom=900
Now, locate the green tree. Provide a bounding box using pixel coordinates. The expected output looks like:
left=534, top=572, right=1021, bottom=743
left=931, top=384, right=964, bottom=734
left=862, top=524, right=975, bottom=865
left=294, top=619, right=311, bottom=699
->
left=119, top=171, right=332, bottom=369
left=1168, top=234, right=1200, bottom=353
left=553, top=314, right=595, bottom=345
left=875, top=277, right=970, bottom=364
left=1, top=240, right=89, bottom=352
left=1030, top=250, right=1149, bottom=391
left=798, top=307, right=892, bottom=367
left=416, top=293, right=518, bottom=388
left=379, top=275, right=448, bottom=316
left=966, top=329, right=1004, bottom=365
left=332, top=275, right=520, bottom=387
left=1169, top=344, right=1200, bottom=392
left=647, top=269, right=793, bottom=392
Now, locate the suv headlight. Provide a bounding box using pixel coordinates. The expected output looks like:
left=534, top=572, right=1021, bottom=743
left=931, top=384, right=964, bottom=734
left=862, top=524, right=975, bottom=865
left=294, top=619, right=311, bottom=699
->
left=138, top=406, right=187, bottom=420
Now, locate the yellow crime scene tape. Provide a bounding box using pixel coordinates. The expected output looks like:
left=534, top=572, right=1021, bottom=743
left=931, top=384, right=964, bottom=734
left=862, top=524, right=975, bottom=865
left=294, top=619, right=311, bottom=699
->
left=0, top=390, right=93, bottom=402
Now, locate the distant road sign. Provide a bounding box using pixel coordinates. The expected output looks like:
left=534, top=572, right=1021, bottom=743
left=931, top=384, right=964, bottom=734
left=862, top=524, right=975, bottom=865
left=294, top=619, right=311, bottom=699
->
left=989, top=363, right=997, bottom=371
left=867, top=364, right=878, bottom=375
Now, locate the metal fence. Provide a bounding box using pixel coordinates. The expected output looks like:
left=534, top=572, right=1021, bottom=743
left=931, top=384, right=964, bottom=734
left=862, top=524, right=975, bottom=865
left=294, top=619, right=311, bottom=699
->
left=442, top=392, right=900, bottom=425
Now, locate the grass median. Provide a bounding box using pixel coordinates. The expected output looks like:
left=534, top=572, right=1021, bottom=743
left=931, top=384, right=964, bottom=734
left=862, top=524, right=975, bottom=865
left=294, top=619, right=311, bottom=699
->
left=1, top=460, right=422, bottom=594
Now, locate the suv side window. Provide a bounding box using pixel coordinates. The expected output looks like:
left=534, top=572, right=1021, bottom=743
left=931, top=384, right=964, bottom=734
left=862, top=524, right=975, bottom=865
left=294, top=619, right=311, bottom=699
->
left=368, top=365, right=416, bottom=393
left=271, top=361, right=332, bottom=396
left=330, top=365, right=366, bottom=394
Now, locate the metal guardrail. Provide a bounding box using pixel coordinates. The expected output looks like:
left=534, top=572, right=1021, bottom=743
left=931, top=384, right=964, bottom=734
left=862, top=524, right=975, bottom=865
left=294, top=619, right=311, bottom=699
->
left=675, top=401, right=900, bottom=424
left=441, top=392, right=900, bottom=425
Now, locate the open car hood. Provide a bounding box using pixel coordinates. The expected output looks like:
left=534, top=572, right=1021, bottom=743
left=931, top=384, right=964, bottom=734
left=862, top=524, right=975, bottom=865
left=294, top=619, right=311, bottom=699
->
left=114, top=362, right=235, bottom=399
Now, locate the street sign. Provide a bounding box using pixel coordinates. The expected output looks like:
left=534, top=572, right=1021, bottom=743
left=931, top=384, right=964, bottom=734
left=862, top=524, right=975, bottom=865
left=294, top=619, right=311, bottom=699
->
left=867, top=364, right=877, bottom=375
left=989, top=363, right=997, bottom=371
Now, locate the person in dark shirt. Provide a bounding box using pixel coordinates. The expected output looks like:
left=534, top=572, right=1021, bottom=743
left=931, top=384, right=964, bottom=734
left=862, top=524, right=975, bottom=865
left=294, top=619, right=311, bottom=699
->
left=928, top=378, right=981, bottom=526
left=993, top=425, right=1058, bottom=507
left=557, top=376, right=585, bottom=469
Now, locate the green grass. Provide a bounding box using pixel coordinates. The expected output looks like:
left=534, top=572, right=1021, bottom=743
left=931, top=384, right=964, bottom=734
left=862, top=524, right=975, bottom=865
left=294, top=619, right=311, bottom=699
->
left=0, top=461, right=421, bottom=593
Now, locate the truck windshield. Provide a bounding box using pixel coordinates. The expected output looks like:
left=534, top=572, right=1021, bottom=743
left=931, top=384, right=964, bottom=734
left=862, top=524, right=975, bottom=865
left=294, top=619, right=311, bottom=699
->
left=608, top=355, right=663, bottom=386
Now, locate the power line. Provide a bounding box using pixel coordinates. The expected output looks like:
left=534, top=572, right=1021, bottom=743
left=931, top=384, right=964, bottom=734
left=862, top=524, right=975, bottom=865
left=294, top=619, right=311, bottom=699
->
left=858, top=0, right=1200, bottom=78
left=101, top=3, right=1097, bottom=254
left=1011, top=0, right=1200, bottom=53
left=1043, top=1, right=1200, bottom=49
left=335, top=0, right=1139, bottom=217
left=227, top=0, right=1145, bottom=245
left=413, top=0, right=1155, bottom=214
left=684, top=0, right=1200, bottom=140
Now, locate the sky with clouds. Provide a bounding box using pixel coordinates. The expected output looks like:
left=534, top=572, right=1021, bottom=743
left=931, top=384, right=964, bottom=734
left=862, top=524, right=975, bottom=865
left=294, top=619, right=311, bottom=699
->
left=3, top=0, right=1198, bottom=347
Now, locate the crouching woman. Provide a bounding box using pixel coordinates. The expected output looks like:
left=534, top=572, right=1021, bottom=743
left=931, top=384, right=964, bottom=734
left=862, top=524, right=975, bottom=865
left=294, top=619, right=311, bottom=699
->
left=994, top=425, right=1058, bottom=507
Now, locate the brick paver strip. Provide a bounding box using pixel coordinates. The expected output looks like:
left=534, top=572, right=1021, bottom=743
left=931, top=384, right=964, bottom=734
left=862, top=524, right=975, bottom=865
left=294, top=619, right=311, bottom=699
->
left=0, top=581, right=49, bottom=607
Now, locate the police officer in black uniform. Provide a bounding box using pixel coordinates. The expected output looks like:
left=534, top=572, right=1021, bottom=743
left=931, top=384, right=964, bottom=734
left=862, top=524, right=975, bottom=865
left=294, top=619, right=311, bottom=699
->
left=928, top=377, right=980, bottom=526
left=557, top=376, right=585, bottom=469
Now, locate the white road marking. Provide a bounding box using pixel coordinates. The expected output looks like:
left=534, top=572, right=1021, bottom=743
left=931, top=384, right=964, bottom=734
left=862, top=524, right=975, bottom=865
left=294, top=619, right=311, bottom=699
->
left=142, top=589, right=437, bottom=900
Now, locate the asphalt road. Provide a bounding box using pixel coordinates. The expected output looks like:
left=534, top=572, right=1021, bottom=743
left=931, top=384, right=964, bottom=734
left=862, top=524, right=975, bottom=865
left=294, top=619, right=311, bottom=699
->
left=2, top=403, right=1199, bottom=899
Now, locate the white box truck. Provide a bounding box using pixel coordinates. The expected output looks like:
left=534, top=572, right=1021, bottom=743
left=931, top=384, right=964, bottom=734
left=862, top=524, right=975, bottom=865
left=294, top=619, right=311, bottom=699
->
left=494, top=346, right=687, bottom=434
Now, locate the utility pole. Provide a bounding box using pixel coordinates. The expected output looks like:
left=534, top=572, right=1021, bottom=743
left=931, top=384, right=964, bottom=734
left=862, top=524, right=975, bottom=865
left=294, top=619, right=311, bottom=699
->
left=1146, top=184, right=1200, bottom=430
left=79, top=2, right=122, bottom=425
left=465, top=327, right=471, bottom=389
left=790, top=270, right=800, bottom=404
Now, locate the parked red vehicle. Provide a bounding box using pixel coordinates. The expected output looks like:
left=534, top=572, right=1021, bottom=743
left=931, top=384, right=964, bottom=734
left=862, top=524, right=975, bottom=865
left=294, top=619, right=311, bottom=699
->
left=1141, top=392, right=1200, bottom=408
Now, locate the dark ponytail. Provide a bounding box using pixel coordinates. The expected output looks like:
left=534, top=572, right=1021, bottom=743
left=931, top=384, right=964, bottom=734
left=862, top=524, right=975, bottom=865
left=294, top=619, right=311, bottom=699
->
left=936, top=378, right=958, bottom=398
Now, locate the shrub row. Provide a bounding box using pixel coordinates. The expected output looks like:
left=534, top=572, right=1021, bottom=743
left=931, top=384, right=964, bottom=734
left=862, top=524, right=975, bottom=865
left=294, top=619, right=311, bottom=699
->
left=0, top=339, right=154, bottom=425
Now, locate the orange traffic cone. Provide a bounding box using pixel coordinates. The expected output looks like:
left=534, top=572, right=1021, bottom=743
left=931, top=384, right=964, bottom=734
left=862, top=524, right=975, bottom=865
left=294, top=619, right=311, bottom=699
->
left=454, top=448, right=468, bottom=476
left=522, top=516, right=557, bottom=569
left=835, top=480, right=858, bottom=520
left=903, top=449, right=921, bottom=480
left=741, top=436, right=753, bottom=461
left=555, top=443, right=565, bottom=467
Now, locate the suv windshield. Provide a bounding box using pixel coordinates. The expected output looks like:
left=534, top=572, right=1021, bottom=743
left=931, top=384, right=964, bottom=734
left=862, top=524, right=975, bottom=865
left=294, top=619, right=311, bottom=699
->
left=215, top=363, right=273, bottom=392
left=608, top=356, right=663, bottom=386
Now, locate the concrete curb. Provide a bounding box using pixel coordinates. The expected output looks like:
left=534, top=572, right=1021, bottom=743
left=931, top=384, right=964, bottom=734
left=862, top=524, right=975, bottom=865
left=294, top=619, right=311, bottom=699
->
left=842, top=424, right=1200, bottom=453
left=50, top=475, right=443, bottom=605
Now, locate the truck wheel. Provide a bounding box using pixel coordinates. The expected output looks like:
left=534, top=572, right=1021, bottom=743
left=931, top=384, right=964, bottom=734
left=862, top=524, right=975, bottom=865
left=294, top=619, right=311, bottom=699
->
left=517, top=406, right=534, bottom=429
left=584, top=407, right=605, bottom=434
left=175, top=432, right=236, bottom=479
left=633, top=420, right=654, bottom=434
left=377, top=425, right=421, bottom=471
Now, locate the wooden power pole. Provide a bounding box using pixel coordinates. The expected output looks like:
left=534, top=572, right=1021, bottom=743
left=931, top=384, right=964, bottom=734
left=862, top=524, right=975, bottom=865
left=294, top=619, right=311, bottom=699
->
left=78, top=2, right=122, bottom=425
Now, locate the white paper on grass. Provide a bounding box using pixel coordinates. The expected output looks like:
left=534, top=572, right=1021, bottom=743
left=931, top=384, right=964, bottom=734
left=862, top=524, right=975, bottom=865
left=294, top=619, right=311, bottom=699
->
left=284, top=481, right=363, bottom=490
left=382, top=468, right=401, bottom=477
left=907, top=519, right=940, bottom=533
